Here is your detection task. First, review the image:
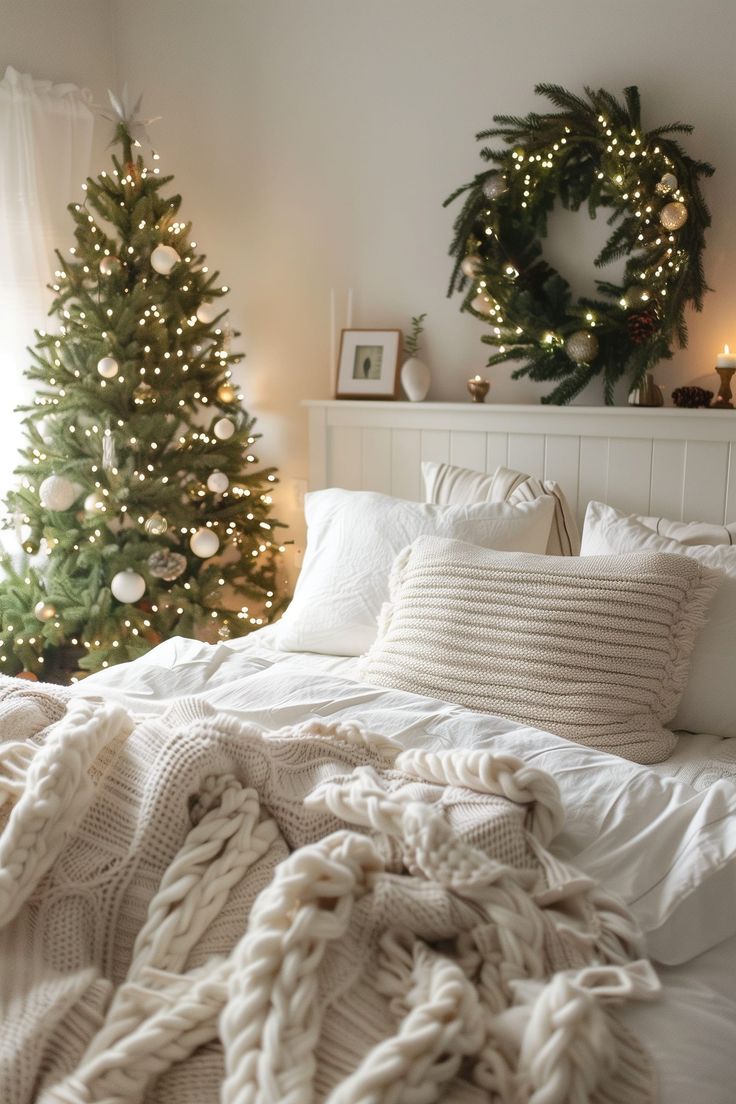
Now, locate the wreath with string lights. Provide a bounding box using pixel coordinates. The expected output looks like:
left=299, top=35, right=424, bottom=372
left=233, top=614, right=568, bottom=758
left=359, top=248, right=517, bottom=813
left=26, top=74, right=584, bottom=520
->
left=445, top=84, right=714, bottom=404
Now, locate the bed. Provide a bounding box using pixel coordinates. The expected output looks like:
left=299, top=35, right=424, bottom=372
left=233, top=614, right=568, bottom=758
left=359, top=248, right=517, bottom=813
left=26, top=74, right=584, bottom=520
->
left=2, top=400, right=736, bottom=1102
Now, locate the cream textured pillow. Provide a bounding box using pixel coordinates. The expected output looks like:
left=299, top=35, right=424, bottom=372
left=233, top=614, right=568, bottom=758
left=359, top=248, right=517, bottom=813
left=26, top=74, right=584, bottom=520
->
left=582, top=501, right=736, bottom=737
left=359, top=535, right=718, bottom=764
left=275, top=489, right=554, bottom=656
left=422, top=461, right=580, bottom=555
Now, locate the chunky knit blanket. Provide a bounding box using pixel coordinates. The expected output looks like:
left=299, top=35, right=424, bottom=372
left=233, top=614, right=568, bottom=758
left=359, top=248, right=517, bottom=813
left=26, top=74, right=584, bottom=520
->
left=0, top=676, right=660, bottom=1104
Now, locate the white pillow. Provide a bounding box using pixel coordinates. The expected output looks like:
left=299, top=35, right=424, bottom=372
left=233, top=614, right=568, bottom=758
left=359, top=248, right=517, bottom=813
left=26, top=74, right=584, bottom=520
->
left=359, top=535, right=717, bottom=764
left=422, top=460, right=580, bottom=556
left=638, top=515, right=736, bottom=547
left=582, top=501, right=736, bottom=738
left=276, top=488, right=554, bottom=656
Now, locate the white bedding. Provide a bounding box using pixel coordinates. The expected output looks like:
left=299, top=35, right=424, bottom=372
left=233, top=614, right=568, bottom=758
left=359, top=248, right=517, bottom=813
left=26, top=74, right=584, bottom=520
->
left=78, top=626, right=736, bottom=1102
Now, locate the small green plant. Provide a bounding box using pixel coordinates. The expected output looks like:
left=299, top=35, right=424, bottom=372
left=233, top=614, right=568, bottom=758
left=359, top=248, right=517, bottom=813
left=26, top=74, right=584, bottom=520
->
left=403, top=313, right=427, bottom=360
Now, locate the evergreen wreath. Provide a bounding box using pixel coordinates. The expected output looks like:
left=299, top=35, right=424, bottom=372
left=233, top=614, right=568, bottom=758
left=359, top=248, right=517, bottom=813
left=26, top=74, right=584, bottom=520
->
left=445, top=84, right=714, bottom=404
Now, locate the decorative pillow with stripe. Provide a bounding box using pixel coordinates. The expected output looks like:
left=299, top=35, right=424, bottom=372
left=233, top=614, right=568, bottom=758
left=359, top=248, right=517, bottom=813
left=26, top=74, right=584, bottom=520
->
left=422, top=461, right=580, bottom=556
left=359, top=535, right=719, bottom=764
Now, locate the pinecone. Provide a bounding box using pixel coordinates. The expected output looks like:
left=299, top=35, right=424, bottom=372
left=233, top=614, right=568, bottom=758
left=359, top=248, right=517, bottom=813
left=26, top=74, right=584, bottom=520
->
left=672, top=386, right=713, bottom=408
left=627, top=306, right=659, bottom=345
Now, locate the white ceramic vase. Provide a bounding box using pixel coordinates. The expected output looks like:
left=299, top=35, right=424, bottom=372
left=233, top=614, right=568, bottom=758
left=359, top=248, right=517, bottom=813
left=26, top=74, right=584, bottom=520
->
left=400, top=357, right=431, bottom=402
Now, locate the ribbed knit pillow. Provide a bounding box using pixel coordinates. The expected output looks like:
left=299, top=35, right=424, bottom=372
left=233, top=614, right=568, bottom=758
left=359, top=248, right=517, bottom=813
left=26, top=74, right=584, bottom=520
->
left=359, top=536, right=719, bottom=764
left=422, top=461, right=581, bottom=556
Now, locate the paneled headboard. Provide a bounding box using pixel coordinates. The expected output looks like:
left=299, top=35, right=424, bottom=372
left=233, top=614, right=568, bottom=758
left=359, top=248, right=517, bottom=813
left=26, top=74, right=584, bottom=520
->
left=305, top=400, right=736, bottom=526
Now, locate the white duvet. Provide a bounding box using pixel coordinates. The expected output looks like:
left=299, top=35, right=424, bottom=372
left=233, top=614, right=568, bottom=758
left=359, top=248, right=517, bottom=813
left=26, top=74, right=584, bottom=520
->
left=79, top=626, right=736, bottom=1102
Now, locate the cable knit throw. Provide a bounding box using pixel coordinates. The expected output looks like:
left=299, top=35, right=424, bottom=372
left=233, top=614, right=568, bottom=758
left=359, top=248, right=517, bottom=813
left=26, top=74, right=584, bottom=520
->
left=0, top=676, right=661, bottom=1104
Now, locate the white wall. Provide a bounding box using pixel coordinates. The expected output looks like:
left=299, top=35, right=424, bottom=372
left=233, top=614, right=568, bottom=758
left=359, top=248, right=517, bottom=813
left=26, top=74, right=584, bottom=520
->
left=1, top=0, right=117, bottom=162
left=7, top=0, right=736, bottom=553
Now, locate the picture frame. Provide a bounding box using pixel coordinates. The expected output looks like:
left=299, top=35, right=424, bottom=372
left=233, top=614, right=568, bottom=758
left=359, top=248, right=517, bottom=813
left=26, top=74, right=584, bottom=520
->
left=335, top=329, right=402, bottom=399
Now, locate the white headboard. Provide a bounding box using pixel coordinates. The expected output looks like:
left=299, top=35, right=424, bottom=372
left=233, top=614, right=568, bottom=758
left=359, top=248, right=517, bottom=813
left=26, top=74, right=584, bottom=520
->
left=306, top=400, right=736, bottom=526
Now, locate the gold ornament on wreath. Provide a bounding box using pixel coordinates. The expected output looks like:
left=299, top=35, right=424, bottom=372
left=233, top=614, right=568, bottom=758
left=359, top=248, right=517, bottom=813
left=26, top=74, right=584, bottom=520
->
left=216, top=381, right=237, bottom=404
left=445, top=83, right=713, bottom=404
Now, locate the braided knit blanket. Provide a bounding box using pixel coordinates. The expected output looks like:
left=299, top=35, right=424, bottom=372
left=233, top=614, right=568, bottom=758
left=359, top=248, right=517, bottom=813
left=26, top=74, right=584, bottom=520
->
left=0, top=677, right=660, bottom=1104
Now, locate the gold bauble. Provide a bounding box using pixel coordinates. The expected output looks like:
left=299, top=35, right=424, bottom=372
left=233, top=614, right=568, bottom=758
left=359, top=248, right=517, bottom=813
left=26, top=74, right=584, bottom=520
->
left=34, top=600, right=56, bottom=622
left=144, top=511, right=168, bottom=536
left=659, top=201, right=688, bottom=231
left=564, top=330, right=599, bottom=365
left=217, top=382, right=237, bottom=404
left=655, top=172, right=678, bottom=197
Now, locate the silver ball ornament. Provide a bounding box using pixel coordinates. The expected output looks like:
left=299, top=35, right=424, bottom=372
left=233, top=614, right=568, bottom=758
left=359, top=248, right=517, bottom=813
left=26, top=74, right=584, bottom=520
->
left=99, top=255, right=121, bottom=277
left=214, top=417, right=235, bottom=440
left=144, top=511, right=168, bottom=536
left=460, top=254, right=482, bottom=278
left=659, top=201, right=688, bottom=231
left=190, top=527, right=220, bottom=558
left=150, top=244, right=181, bottom=275
left=34, top=600, right=56, bottom=622
left=482, top=173, right=508, bottom=200
left=97, top=356, right=119, bottom=379
left=39, top=474, right=77, bottom=511
left=564, top=330, right=599, bottom=365
left=207, top=470, right=230, bottom=494
left=110, top=569, right=146, bottom=604
left=196, top=301, right=220, bottom=325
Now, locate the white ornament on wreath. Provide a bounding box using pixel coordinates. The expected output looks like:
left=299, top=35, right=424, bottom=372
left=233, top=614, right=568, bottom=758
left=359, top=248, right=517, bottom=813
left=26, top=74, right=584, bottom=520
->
left=110, top=569, right=146, bottom=604
left=207, top=470, right=230, bottom=494
left=196, top=301, right=220, bottom=325
left=190, top=527, right=220, bottom=558
left=97, top=356, right=119, bottom=379
left=39, top=474, right=77, bottom=511
left=214, top=417, right=235, bottom=440
left=150, top=244, right=180, bottom=275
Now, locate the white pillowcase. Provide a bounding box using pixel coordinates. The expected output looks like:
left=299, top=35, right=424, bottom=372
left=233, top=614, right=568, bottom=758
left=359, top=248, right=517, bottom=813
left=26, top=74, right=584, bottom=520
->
left=276, top=488, right=554, bottom=656
left=582, top=501, right=736, bottom=738
left=422, top=460, right=581, bottom=556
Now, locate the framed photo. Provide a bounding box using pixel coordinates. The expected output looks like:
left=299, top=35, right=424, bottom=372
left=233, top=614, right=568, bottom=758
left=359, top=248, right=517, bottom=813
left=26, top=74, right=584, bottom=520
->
left=336, top=329, right=401, bottom=399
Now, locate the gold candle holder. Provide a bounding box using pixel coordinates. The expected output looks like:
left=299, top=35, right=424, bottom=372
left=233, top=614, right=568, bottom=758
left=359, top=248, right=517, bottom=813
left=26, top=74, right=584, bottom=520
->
left=712, top=365, right=735, bottom=410
left=467, top=375, right=490, bottom=403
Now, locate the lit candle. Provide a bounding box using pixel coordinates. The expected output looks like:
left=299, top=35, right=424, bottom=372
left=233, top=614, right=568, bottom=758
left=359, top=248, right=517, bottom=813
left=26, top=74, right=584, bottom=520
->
left=716, top=344, right=736, bottom=367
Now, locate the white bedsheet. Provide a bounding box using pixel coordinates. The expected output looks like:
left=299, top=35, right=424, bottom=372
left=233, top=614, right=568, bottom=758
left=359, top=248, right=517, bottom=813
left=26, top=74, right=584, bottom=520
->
left=77, top=627, right=736, bottom=1101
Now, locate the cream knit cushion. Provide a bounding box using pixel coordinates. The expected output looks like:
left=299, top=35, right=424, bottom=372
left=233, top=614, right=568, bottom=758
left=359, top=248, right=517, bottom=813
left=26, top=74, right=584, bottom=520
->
left=422, top=460, right=581, bottom=555
left=359, top=536, right=719, bottom=764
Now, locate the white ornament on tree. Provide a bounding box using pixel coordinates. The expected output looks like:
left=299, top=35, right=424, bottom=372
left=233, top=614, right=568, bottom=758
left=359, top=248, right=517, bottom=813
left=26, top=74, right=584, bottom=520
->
left=214, top=417, right=235, bottom=440
left=34, top=600, right=56, bottom=622
left=460, top=254, right=482, bottom=278
left=97, top=356, right=119, bottom=379
left=190, top=527, right=220, bottom=558
left=196, top=301, right=220, bottom=325
left=84, top=490, right=106, bottom=513
left=110, top=569, right=146, bottom=604
left=150, top=244, right=180, bottom=275
left=471, top=294, right=493, bottom=315
left=39, top=474, right=77, bottom=512
left=659, top=201, right=688, bottom=231
left=207, top=470, right=230, bottom=493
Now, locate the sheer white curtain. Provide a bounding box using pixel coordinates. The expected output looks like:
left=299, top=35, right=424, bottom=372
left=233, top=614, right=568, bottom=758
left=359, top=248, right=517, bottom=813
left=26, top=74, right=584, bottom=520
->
left=0, top=66, right=94, bottom=499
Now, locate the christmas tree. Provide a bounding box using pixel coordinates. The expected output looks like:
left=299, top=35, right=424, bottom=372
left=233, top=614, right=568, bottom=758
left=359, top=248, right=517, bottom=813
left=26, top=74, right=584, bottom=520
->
left=0, top=103, right=286, bottom=680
